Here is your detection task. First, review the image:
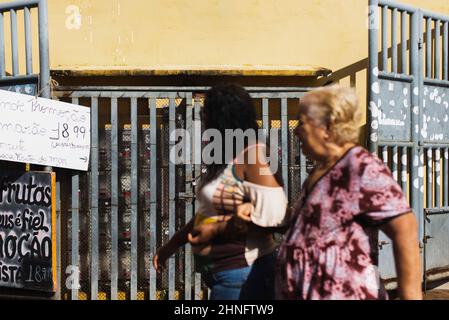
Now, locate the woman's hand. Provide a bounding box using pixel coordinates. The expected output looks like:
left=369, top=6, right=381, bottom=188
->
left=188, top=222, right=224, bottom=246
left=152, top=217, right=196, bottom=272
left=153, top=247, right=170, bottom=272
left=236, top=203, right=253, bottom=222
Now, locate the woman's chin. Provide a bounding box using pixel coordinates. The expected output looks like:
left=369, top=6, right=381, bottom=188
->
left=300, top=145, right=311, bottom=158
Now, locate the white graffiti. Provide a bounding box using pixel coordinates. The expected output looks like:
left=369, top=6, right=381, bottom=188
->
left=65, top=5, right=82, bottom=30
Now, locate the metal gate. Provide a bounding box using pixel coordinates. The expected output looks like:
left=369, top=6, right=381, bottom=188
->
left=53, top=86, right=313, bottom=300
left=0, top=0, right=54, bottom=298
left=369, top=0, right=449, bottom=288
left=0, top=0, right=50, bottom=97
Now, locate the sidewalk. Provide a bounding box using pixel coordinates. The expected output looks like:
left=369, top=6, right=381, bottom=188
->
left=423, top=280, right=449, bottom=300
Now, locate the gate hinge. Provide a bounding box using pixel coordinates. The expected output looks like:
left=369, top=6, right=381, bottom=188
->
left=418, top=38, right=424, bottom=50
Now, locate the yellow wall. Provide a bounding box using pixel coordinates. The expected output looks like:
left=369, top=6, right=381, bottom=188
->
left=1, top=0, right=449, bottom=122
left=0, top=0, right=447, bottom=72
left=48, top=0, right=449, bottom=70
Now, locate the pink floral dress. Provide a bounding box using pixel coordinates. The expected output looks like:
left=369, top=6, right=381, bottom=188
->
left=276, top=146, right=411, bottom=300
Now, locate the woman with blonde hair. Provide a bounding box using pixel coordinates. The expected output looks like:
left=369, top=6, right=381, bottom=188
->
left=236, top=85, right=422, bottom=300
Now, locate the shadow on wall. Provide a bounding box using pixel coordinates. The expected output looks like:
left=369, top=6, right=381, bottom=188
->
left=315, top=24, right=440, bottom=148
left=314, top=57, right=370, bottom=148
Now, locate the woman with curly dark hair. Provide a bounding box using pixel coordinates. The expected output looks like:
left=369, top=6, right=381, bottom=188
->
left=153, top=83, right=289, bottom=300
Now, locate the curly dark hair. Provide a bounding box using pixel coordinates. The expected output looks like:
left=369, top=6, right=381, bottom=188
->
left=202, top=83, right=259, bottom=135
left=199, top=83, right=261, bottom=189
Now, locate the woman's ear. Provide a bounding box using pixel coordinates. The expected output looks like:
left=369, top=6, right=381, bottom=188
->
left=324, top=123, right=333, bottom=141
left=323, top=126, right=331, bottom=141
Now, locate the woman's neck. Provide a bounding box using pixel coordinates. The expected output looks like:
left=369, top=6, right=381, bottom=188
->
left=319, top=143, right=357, bottom=168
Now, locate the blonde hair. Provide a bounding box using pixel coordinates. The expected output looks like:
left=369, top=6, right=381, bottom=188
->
left=298, top=85, right=362, bottom=145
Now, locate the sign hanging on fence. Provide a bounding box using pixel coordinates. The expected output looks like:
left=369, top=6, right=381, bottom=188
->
left=0, top=89, right=91, bottom=171
left=0, top=171, right=57, bottom=293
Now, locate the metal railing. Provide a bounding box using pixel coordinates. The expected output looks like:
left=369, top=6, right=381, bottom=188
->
left=369, top=0, right=449, bottom=287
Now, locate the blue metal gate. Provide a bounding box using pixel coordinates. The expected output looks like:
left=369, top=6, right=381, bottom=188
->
left=369, top=0, right=449, bottom=289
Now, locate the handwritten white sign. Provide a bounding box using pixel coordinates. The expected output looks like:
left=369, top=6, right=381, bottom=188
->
left=0, top=89, right=91, bottom=171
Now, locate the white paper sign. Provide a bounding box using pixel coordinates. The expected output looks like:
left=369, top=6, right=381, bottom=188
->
left=0, top=89, right=91, bottom=171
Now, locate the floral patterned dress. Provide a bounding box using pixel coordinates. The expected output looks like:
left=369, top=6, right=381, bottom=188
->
left=276, top=146, right=411, bottom=300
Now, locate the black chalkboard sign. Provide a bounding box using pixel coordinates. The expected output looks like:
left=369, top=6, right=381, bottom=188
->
left=0, top=171, right=56, bottom=293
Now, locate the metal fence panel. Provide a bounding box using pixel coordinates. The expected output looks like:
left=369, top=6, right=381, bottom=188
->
left=53, top=88, right=309, bottom=300
left=370, top=0, right=449, bottom=287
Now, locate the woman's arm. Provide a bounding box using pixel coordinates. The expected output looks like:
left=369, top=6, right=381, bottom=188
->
left=188, top=215, right=251, bottom=246
left=153, top=217, right=195, bottom=272
left=235, top=145, right=289, bottom=232
left=236, top=203, right=291, bottom=234
left=380, top=212, right=422, bottom=300
left=234, top=144, right=282, bottom=187
left=188, top=202, right=291, bottom=248
left=189, top=145, right=288, bottom=247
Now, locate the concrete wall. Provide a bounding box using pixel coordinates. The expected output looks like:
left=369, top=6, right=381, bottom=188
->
left=1, top=0, right=449, bottom=122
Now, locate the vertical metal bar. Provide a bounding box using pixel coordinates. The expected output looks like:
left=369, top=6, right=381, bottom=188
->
left=193, top=97, right=202, bottom=300
left=417, top=10, right=426, bottom=289
left=443, top=21, right=448, bottom=80
left=300, top=149, right=307, bottom=187
left=51, top=96, right=61, bottom=300
left=427, top=148, right=433, bottom=208
left=435, top=20, right=441, bottom=79
left=90, top=97, right=99, bottom=300
left=392, top=146, right=398, bottom=182
left=444, top=148, right=448, bottom=207
left=71, top=173, right=79, bottom=300
left=401, top=146, right=408, bottom=194
left=130, top=98, right=138, bottom=300
left=0, top=13, right=5, bottom=77
left=55, top=178, right=61, bottom=300
left=281, top=98, right=289, bottom=200
left=369, top=0, right=380, bottom=154
left=382, top=5, right=389, bottom=71
left=71, top=97, right=80, bottom=300
left=298, top=98, right=307, bottom=186
left=350, top=73, right=356, bottom=87
left=111, top=98, right=119, bottom=300
left=184, top=93, right=193, bottom=300
left=427, top=18, right=432, bottom=78
left=381, top=143, right=389, bottom=267
left=149, top=98, right=157, bottom=300
left=411, top=10, right=423, bottom=242
left=423, top=202, right=428, bottom=293
left=435, top=148, right=441, bottom=208
left=262, top=98, right=270, bottom=173
left=168, top=97, right=176, bottom=300
left=392, top=8, right=398, bottom=73
left=38, top=0, right=50, bottom=98
left=382, top=146, right=388, bottom=165
left=10, top=9, right=18, bottom=76
left=401, top=11, right=408, bottom=74
left=262, top=98, right=269, bottom=136
left=24, top=6, right=32, bottom=75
